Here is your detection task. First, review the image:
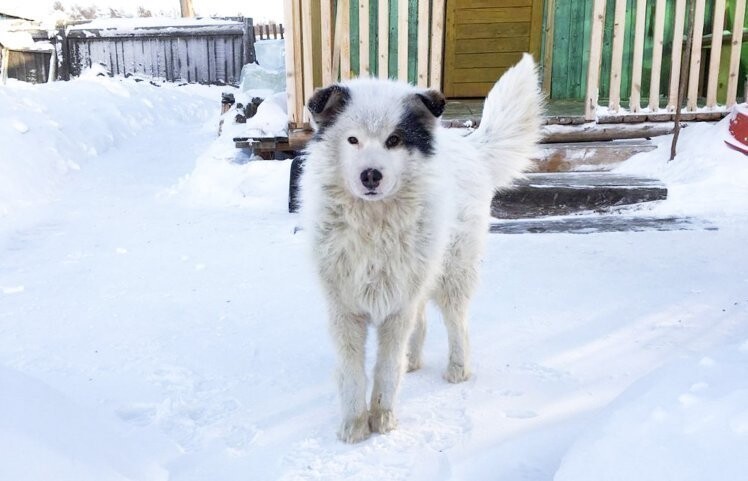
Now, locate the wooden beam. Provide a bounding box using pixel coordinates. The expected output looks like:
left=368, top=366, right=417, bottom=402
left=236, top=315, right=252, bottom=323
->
left=359, top=0, right=370, bottom=76
left=667, top=0, right=687, bottom=111
left=293, top=0, right=305, bottom=125
left=584, top=0, right=606, bottom=121
left=726, top=0, right=746, bottom=107
left=706, top=0, right=726, bottom=108
left=542, top=0, right=555, bottom=94
left=321, top=0, right=333, bottom=85
left=608, top=0, right=627, bottom=112
left=333, top=0, right=343, bottom=80
left=1, top=48, right=9, bottom=85
left=629, top=0, right=646, bottom=112
left=284, top=0, right=300, bottom=127
left=416, top=0, right=429, bottom=87
left=398, top=0, right=409, bottom=82
left=180, top=0, right=194, bottom=17
left=378, top=0, right=389, bottom=79
left=340, top=0, right=351, bottom=79
left=687, top=0, right=706, bottom=111
left=301, top=0, right=315, bottom=119
left=429, top=0, right=445, bottom=89
left=648, top=0, right=666, bottom=111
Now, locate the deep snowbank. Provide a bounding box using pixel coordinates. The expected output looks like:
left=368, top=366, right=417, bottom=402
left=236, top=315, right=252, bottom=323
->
left=615, top=115, right=748, bottom=219
left=0, top=72, right=217, bottom=223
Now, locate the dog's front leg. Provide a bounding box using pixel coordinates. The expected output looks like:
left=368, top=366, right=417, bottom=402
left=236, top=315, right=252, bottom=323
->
left=330, top=310, right=370, bottom=443
left=369, top=309, right=414, bottom=434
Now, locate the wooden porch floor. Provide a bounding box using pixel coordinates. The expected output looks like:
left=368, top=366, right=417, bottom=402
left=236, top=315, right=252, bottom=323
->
left=443, top=99, right=586, bottom=127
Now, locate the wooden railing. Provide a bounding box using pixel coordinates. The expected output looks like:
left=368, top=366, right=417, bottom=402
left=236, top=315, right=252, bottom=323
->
left=283, top=0, right=446, bottom=129
left=585, top=0, right=746, bottom=120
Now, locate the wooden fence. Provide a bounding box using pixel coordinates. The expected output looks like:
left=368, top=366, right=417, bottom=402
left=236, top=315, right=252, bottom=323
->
left=0, top=18, right=256, bottom=86
left=283, top=0, right=446, bottom=128
left=65, top=19, right=254, bottom=85
left=585, top=0, right=746, bottom=120
left=254, top=23, right=284, bottom=40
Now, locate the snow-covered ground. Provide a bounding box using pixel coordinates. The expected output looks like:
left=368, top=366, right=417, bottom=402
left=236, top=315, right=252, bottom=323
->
left=1, top=74, right=747, bottom=481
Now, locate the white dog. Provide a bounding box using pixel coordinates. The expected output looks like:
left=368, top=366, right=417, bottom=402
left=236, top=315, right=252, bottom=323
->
left=300, top=54, right=543, bottom=443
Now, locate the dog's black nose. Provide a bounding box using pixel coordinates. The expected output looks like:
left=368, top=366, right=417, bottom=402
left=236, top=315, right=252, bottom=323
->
left=360, top=169, right=382, bottom=190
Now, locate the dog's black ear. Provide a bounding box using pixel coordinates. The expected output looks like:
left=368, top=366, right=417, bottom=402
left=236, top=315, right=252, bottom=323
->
left=416, top=90, right=446, bottom=118
left=307, top=84, right=351, bottom=129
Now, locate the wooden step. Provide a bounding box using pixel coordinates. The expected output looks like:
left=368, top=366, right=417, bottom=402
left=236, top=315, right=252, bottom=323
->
left=536, top=140, right=656, bottom=172
left=492, top=172, right=667, bottom=219
left=490, top=215, right=716, bottom=234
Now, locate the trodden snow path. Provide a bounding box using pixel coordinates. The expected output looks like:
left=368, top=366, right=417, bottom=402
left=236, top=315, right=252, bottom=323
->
left=1, top=78, right=747, bottom=481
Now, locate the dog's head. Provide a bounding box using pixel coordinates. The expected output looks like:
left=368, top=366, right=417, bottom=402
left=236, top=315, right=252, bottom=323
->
left=307, top=79, right=445, bottom=201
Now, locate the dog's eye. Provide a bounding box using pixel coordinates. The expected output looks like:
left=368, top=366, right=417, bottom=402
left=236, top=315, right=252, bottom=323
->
left=347, top=136, right=359, bottom=145
left=385, top=134, right=401, bottom=148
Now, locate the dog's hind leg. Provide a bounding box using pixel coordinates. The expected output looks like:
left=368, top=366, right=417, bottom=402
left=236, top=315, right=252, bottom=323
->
left=435, top=266, right=476, bottom=384
left=330, top=310, right=371, bottom=443
left=407, top=300, right=427, bottom=372
left=369, top=309, right=415, bottom=433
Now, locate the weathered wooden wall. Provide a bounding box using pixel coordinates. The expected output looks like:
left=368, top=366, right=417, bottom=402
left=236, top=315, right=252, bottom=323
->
left=66, top=22, right=251, bottom=85
left=0, top=48, right=52, bottom=84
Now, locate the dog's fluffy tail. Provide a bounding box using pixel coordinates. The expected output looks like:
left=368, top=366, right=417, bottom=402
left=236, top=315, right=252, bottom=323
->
left=470, top=53, right=543, bottom=188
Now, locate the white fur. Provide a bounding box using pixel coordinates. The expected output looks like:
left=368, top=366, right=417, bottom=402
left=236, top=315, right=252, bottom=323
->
left=301, top=54, right=543, bottom=443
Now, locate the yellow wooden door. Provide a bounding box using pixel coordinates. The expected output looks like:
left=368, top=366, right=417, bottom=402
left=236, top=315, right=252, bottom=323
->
left=443, top=0, right=544, bottom=98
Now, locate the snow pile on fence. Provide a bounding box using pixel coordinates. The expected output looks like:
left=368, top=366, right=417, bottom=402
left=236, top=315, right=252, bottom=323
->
left=0, top=74, right=217, bottom=225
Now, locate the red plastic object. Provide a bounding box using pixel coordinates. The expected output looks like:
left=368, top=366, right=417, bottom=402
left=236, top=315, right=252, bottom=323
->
left=725, top=105, right=748, bottom=155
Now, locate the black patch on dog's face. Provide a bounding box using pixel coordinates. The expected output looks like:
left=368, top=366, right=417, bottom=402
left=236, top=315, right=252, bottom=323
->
left=395, top=90, right=446, bottom=156
left=307, top=84, right=351, bottom=134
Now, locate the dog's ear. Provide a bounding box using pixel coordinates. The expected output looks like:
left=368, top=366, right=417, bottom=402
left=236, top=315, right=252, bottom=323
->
left=416, top=90, right=446, bottom=118
left=307, top=84, right=351, bottom=129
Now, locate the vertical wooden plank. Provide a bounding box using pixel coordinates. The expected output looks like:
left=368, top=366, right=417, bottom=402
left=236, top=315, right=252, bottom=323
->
left=726, top=0, right=746, bottom=107
left=667, top=0, right=686, bottom=111
left=292, top=0, right=305, bottom=119
left=648, top=0, right=666, bottom=111
left=378, top=0, right=390, bottom=79
left=551, top=0, right=570, bottom=99
left=629, top=0, right=646, bottom=111
left=341, top=0, right=352, bottom=79
left=360, top=0, right=370, bottom=76
left=333, top=0, right=343, bottom=80
left=284, top=0, right=300, bottom=127
left=529, top=0, right=544, bottom=59
left=608, top=0, right=627, bottom=111
left=687, top=0, right=706, bottom=111
left=706, top=0, right=726, bottom=108
left=301, top=0, right=315, bottom=114
left=321, top=0, right=333, bottom=85
left=542, top=0, right=556, bottom=94
left=397, top=0, right=408, bottom=81
left=416, top=0, right=428, bottom=87
left=442, top=0, right=457, bottom=96
left=584, top=0, right=606, bottom=120
left=429, top=0, right=445, bottom=89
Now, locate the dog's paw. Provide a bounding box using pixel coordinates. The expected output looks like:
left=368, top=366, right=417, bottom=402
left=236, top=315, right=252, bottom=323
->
left=443, top=362, right=471, bottom=383
left=337, top=413, right=371, bottom=443
left=406, top=354, right=423, bottom=372
left=368, top=409, right=397, bottom=434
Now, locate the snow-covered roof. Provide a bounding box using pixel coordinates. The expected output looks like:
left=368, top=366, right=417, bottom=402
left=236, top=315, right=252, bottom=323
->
left=0, top=30, right=54, bottom=51
left=0, top=4, right=45, bottom=22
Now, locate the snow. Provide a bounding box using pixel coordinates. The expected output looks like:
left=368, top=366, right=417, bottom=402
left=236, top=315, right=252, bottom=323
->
left=1, top=73, right=747, bottom=481
left=0, top=31, right=54, bottom=52
left=67, top=17, right=242, bottom=32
